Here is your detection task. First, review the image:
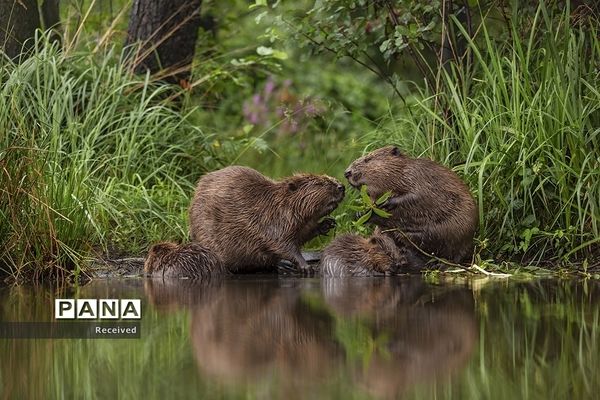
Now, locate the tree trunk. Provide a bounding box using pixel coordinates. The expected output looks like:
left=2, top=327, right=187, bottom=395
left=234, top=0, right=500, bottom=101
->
left=40, top=0, right=60, bottom=30
left=125, top=0, right=202, bottom=85
left=0, top=0, right=41, bottom=59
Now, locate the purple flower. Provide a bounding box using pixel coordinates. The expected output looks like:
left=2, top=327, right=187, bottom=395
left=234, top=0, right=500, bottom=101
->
left=263, top=77, right=275, bottom=100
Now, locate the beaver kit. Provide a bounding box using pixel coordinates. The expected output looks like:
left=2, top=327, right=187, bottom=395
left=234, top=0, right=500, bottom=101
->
left=144, top=242, right=227, bottom=279
left=319, top=231, right=404, bottom=276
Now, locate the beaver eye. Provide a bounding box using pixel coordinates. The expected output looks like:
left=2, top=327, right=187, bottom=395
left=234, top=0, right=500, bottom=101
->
left=364, top=156, right=373, bottom=163
left=391, top=146, right=401, bottom=156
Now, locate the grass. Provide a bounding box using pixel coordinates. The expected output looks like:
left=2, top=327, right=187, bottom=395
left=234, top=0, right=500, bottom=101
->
left=364, top=4, right=600, bottom=267
left=0, top=34, right=229, bottom=280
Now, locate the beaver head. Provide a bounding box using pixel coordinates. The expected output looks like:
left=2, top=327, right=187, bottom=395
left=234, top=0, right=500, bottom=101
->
left=281, top=174, right=345, bottom=220
left=145, top=242, right=179, bottom=273
left=344, top=145, right=407, bottom=199
left=367, top=233, right=403, bottom=274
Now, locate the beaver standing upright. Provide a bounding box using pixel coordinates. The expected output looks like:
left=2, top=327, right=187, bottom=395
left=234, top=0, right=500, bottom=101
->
left=344, top=146, right=478, bottom=269
left=320, top=230, right=403, bottom=276
left=144, top=242, right=227, bottom=279
left=189, top=166, right=345, bottom=272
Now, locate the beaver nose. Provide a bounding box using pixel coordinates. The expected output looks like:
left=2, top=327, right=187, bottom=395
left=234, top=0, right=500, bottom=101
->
left=344, top=169, right=352, bottom=179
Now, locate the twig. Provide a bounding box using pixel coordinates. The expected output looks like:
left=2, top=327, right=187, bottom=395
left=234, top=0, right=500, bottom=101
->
left=382, top=227, right=511, bottom=277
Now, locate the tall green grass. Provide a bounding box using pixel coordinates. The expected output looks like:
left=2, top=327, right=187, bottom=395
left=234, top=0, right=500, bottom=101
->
left=0, top=34, right=227, bottom=279
left=368, top=5, right=600, bottom=266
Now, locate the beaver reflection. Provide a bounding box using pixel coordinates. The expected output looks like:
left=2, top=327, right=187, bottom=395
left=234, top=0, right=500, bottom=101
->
left=144, top=278, right=477, bottom=399
left=322, top=278, right=478, bottom=399
left=189, top=280, right=342, bottom=389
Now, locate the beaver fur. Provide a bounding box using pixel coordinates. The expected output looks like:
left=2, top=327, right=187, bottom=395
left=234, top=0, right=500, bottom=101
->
left=189, top=166, right=345, bottom=272
left=144, top=242, right=226, bottom=279
left=320, top=231, right=403, bottom=276
left=345, top=146, right=478, bottom=269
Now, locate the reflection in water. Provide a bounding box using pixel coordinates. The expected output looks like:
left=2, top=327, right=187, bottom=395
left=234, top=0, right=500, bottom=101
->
left=188, top=280, right=340, bottom=391
left=1, top=278, right=599, bottom=399
left=144, top=277, right=477, bottom=398
left=321, top=278, right=477, bottom=398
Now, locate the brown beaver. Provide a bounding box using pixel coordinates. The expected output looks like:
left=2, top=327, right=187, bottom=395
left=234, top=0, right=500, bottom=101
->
left=319, top=231, right=404, bottom=276
left=344, top=146, right=478, bottom=269
left=144, top=242, right=227, bottom=279
left=189, top=166, right=345, bottom=272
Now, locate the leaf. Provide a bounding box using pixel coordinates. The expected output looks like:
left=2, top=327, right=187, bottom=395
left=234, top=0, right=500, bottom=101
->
left=250, top=137, right=269, bottom=152
left=256, top=46, right=287, bottom=59
left=379, top=39, right=390, bottom=53
left=355, top=210, right=372, bottom=226
left=360, top=185, right=371, bottom=205
left=249, top=0, right=267, bottom=10
left=375, top=191, right=392, bottom=206
left=347, top=205, right=365, bottom=212
left=256, top=46, right=274, bottom=56
left=255, top=11, right=268, bottom=24
left=372, top=207, right=392, bottom=218
left=271, top=50, right=288, bottom=60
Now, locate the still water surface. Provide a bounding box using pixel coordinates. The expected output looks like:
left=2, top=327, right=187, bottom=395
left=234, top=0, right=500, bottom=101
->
left=1, top=276, right=598, bottom=399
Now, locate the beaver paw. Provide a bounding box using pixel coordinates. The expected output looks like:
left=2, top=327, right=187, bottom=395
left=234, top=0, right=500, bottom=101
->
left=379, top=198, right=397, bottom=211
left=316, top=217, right=336, bottom=236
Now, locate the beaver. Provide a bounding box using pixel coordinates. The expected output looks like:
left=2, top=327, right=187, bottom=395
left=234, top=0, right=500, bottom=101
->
left=144, top=242, right=227, bottom=279
left=319, top=231, right=404, bottom=276
left=344, top=146, right=478, bottom=269
left=189, top=166, right=345, bottom=272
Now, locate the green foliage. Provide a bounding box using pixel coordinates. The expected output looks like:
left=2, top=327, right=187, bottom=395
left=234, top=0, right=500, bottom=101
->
left=1, top=0, right=598, bottom=277
left=0, top=34, right=233, bottom=278
left=257, top=0, right=499, bottom=95
left=363, top=4, right=600, bottom=264
left=194, top=0, right=395, bottom=179
left=349, top=186, right=393, bottom=229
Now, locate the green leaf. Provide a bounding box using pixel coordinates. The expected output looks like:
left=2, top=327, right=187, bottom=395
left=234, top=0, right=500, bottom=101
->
left=355, top=210, right=372, bottom=226
left=360, top=185, right=371, bottom=205
left=271, top=50, right=288, bottom=60
left=347, top=205, right=364, bottom=212
left=375, top=191, right=392, bottom=206
left=256, top=46, right=274, bottom=56
left=250, top=137, right=269, bottom=152
left=255, top=11, right=268, bottom=24
left=379, top=39, right=390, bottom=53
left=372, top=207, right=392, bottom=218
left=250, top=0, right=267, bottom=10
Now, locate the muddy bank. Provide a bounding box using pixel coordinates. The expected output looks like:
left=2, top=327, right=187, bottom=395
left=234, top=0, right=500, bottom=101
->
left=88, top=251, right=323, bottom=279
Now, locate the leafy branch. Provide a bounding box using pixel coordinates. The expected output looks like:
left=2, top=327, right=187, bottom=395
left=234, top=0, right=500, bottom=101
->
left=349, top=185, right=393, bottom=227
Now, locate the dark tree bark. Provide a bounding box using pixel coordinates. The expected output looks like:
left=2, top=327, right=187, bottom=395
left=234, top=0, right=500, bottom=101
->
left=41, top=0, right=61, bottom=48
left=0, top=0, right=41, bottom=59
left=40, top=0, right=60, bottom=30
left=125, top=0, right=202, bottom=85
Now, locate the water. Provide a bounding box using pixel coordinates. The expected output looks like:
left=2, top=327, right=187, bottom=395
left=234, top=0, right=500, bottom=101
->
left=1, top=276, right=598, bottom=399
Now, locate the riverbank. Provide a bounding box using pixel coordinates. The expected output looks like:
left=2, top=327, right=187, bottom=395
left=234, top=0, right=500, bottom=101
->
left=1, top=4, right=598, bottom=281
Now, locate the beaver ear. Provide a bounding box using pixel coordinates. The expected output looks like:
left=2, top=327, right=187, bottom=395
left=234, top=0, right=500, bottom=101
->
left=288, top=181, right=298, bottom=191
left=369, top=237, right=378, bottom=245
left=391, top=146, right=402, bottom=156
